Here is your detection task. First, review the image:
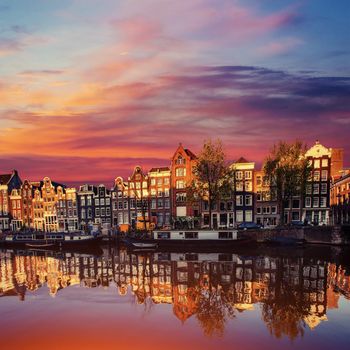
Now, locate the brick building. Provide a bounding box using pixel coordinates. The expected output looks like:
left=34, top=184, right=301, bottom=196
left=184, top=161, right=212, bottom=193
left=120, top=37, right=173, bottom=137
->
left=170, top=144, right=198, bottom=221
left=255, top=170, right=279, bottom=227
left=331, top=171, right=350, bottom=225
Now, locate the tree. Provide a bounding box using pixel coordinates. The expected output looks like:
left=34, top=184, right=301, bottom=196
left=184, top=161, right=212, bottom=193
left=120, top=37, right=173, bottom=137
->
left=188, top=139, right=233, bottom=229
left=263, top=140, right=311, bottom=225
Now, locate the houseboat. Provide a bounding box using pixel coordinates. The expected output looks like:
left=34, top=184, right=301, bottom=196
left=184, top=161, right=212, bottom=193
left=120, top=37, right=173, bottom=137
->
left=121, top=229, right=252, bottom=250
left=0, top=231, right=102, bottom=249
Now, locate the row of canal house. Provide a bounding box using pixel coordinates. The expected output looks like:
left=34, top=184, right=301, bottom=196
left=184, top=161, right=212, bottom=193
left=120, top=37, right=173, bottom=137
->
left=110, top=141, right=345, bottom=229
left=0, top=141, right=346, bottom=232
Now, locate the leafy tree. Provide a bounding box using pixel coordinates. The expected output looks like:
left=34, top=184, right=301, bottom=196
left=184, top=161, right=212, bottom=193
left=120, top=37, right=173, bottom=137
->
left=263, top=140, right=311, bottom=225
left=188, top=139, right=233, bottom=229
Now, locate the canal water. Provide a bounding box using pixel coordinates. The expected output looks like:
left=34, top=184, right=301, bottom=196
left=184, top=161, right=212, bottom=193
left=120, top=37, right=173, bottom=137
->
left=1, top=245, right=350, bottom=350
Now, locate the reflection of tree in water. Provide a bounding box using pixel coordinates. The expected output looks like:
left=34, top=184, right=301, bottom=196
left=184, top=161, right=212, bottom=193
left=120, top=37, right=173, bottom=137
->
left=261, top=278, right=310, bottom=340
left=196, top=285, right=235, bottom=338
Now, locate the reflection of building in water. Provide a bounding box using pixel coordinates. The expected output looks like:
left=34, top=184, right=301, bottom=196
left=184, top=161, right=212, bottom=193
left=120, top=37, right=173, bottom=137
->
left=1, top=250, right=350, bottom=337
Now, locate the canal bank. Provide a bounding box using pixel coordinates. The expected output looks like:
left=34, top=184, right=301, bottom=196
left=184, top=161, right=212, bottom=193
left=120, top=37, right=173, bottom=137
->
left=239, top=225, right=350, bottom=245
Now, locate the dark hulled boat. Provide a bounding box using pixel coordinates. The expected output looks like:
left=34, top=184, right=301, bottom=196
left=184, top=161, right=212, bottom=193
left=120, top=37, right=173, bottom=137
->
left=0, top=231, right=103, bottom=249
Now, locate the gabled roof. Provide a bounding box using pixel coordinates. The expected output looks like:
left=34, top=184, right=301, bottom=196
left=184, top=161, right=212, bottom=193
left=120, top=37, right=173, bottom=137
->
left=172, top=143, right=197, bottom=160
left=184, top=148, right=197, bottom=159
left=235, top=157, right=249, bottom=164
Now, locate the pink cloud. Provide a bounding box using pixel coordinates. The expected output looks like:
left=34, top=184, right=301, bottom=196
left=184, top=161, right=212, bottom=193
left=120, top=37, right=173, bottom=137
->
left=256, top=37, right=304, bottom=56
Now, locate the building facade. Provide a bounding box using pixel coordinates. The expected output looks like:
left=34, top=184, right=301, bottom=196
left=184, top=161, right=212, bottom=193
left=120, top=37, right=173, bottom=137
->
left=94, top=184, right=112, bottom=226
left=255, top=170, right=279, bottom=227
left=331, top=171, right=350, bottom=225
left=57, top=187, right=79, bottom=232
left=232, top=158, right=255, bottom=225
left=171, top=144, right=199, bottom=221
left=148, top=167, right=171, bottom=228
left=0, top=170, right=22, bottom=231
left=77, top=184, right=97, bottom=231
left=303, top=141, right=343, bottom=225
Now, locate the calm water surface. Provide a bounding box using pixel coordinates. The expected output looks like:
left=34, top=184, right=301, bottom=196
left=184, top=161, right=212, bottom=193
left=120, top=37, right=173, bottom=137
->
left=1, top=245, right=350, bottom=350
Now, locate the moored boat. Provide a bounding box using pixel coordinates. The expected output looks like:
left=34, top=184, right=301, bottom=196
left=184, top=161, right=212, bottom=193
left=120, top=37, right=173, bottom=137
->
left=121, top=229, right=252, bottom=250
left=0, top=231, right=103, bottom=248
left=122, top=237, right=158, bottom=250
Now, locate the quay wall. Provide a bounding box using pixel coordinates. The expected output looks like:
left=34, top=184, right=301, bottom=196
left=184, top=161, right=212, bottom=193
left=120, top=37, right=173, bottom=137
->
left=239, top=226, right=350, bottom=245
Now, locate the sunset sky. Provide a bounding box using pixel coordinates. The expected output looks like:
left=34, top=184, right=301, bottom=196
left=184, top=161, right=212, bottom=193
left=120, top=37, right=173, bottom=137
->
left=0, top=0, right=349, bottom=185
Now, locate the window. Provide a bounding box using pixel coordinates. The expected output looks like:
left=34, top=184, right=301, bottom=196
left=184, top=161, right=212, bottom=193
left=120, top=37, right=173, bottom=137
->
left=236, top=182, right=243, bottom=191
left=257, top=207, right=262, bottom=214
left=118, top=202, right=123, bottom=210
left=95, top=198, right=99, bottom=206
left=164, top=188, right=170, bottom=197
left=106, top=198, right=110, bottom=205
left=176, top=193, right=186, bottom=202
left=175, top=168, right=186, bottom=177
left=313, top=184, right=319, bottom=194
left=320, top=197, right=327, bottom=208
left=88, top=209, right=92, bottom=218
left=151, top=178, right=156, bottom=186
left=95, top=208, right=100, bottom=216
left=164, top=178, right=170, bottom=185
left=236, top=171, right=243, bottom=180
left=236, top=195, right=243, bottom=206
left=321, top=183, right=327, bottom=194
left=157, top=199, right=163, bottom=208
left=257, top=192, right=262, bottom=201
left=305, top=197, right=311, bottom=207
left=245, top=171, right=252, bottom=179
left=313, top=197, right=319, bottom=208
left=176, top=180, right=185, bottom=189
left=314, top=159, right=320, bottom=168
left=81, top=209, right=86, bottom=219
left=236, top=210, right=243, bottom=222
left=245, top=211, right=253, bottom=222
left=130, top=199, right=136, bottom=209
left=322, top=159, right=328, bottom=167
left=185, top=232, right=198, bottom=239
left=151, top=199, right=156, bottom=209
left=227, top=201, right=233, bottom=211
left=313, top=171, right=320, bottom=181
left=81, top=197, right=85, bottom=206
left=220, top=202, right=225, bottom=211
left=100, top=198, right=105, bottom=206
left=245, top=181, right=252, bottom=192
left=106, top=208, right=110, bottom=216
left=151, top=189, right=156, bottom=197
left=256, top=176, right=262, bottom=186
left=176, top=156, right=185, bottom=165
left=157, top=232, right=170, bottom=239
left=219, top=232, right=233, bottom=239
left=306, top=184, right=312, bottom=195
left=165, top=199, right=170, bottom=208
left=245, top=195, right=252, bottom=206
left=271, top=206, right=277, bottom=214
left=321, top=170, right=328, bottom=181
left=292, top=199, right=300, bottom=209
